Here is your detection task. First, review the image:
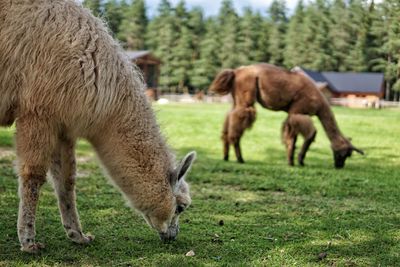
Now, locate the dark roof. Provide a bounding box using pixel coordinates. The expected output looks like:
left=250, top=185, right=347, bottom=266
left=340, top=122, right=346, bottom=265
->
left=321, top=72, right=384, bottom=93
left=125, top=50, right=151, bottom=60
left=299, top=67, right=384, bottom=94
left=302, top=68, right=327, bottom=83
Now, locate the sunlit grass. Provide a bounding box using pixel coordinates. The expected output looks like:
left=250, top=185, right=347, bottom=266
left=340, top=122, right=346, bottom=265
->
left=0, top=103, right=399, bottom=266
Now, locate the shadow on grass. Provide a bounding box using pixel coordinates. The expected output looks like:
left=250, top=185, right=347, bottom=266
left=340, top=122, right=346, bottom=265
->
left=0, top=144, right=399, bottom=266
left=296, top=215, right=400, bottom=266
left=175, top=145, right=400, bottom=265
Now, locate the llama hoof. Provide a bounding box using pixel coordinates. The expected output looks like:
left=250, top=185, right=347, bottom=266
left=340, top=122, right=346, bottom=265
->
left=289, top=162, right=294, bottom=166
left=223, top=156, right=229, bottom=161
left=237, top=158, right=245, bottom=164
left=67, top=230, right=95, bottom=244
left=299, top=161, right=305, bottom=166
left=20, top=242, right=45, bottom=253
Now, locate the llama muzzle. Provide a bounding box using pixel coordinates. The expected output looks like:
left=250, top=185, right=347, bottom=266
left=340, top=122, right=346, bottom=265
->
left=159, top=225, right=180, bottom=242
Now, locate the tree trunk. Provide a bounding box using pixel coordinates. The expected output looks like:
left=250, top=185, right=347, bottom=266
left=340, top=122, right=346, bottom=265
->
left=386, top=80, right=391, bottom=101
left=386, top=54, right=392, bottom=101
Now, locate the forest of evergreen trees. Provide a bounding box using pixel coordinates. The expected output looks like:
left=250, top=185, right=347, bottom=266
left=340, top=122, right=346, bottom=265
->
left=83, top=0, right=400, bottom=100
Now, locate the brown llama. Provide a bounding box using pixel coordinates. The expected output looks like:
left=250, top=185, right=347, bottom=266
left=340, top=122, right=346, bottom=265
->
left=0, top=0, right=196, bottom=253
left=222, top=106, right=256, bottom=163
left=282, top=114, right=317, bottom=166
left=210, top=63, right=364, bottom=168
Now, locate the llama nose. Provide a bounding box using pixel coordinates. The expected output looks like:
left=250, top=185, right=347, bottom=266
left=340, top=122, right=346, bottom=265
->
left=335, top=161, right=345, bottom=169
left=159, top=225, right=180, bottom=242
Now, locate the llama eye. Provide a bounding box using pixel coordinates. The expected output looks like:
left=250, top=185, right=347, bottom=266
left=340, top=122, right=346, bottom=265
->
left=176, top=205, right=185, bottom=214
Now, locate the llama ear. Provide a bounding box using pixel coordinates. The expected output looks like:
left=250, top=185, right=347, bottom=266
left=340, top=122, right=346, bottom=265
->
left=171, top=151, right=197, bottom=186
left=352, top=146, right=364, bottom=155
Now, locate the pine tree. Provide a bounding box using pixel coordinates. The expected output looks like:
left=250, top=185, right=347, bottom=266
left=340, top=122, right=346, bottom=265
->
left=344, top=0, right=369, bottom=72
left=267, top=0, right=287, bottom=66
left=384, top=0, right=400, bottom=100
left=370, top=0, right=400, bottom=100
left=79, top=0, right=398, bottom=97
left=191, top=18, right=220, bottom=91
left=156, top=19, right=177, bottom=90
left=170, top=1, right=194, bottom=92
left=218, top=0, right=241, bottom=68
left=329, top=0, right=352, bottom=71
left=300, top=0, right=334, bottom=71
left=83, top=0, right=102, bottom=17
left=118, top=0, right=148, bottom=50
left=257, top=16, right=271, bottom=63
left=147, top=0, right=177, bottom=91
left=187, top=7, right=205, bottom=61
left=364, top=1, right=381, bottom=72
left=284, top=0, right=305, bottom=68
left=146, top=0, right=172, bottom=51
left=103, top=0, right=125, bottom=36
left=237, top=7, right=263, bottom=65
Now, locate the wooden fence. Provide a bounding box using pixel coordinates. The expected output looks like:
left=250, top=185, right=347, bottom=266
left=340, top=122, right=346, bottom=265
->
left=155, top=94, right=400, bottom=109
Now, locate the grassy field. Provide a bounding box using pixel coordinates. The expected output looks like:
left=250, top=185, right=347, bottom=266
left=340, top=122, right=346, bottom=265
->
left=0, top=103, right=399, bottom=266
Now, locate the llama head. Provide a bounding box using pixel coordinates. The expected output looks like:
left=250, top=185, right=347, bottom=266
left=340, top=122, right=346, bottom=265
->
left=333, top=139, right=364, bottom=168
left=144, top=151, right=196, bottom=242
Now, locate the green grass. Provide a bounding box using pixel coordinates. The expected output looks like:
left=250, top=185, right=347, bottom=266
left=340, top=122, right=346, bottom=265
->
left=0, top=103, right=399, bottom=266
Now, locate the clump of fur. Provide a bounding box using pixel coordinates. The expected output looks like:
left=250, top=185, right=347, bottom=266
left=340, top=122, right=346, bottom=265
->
left=282, top=114, right=317, bottom=166
left=0, top=0, right=196, bottom=253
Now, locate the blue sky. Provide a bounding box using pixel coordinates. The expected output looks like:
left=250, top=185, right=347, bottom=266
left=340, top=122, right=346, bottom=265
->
left=145, top=0, right=301, bottom=17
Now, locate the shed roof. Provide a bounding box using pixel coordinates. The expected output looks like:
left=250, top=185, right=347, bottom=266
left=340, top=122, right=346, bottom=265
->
left=302, top=68, right=326, bottom=83
left=321, top=72, right=384, bottom=93
left=299, top=67, right=384, bottom=94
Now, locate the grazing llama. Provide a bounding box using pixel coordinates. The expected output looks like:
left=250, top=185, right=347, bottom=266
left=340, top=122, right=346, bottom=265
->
left=210, top=63, right=363, bottom=168
left=282, top=114, right=317, bottom=166
left=0, top=0, right=196, bottom=252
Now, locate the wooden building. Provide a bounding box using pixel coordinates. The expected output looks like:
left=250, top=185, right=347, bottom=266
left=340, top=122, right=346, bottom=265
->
left=126, top=50, right=161, bottom=100
left=293, top=66, right=385, bottom=107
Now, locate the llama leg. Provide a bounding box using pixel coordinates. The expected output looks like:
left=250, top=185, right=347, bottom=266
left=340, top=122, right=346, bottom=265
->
left=16, top=117, right=55, bottom=253
left=233, top=140, right=244, bottom=164
left=222, top=114, right=230, bottom=161
left=287, top=136, right=297, bottom=166
left=50, top=137, right=94, bottom=244
left=228, top=110, right=247, bottom=163
left=298, top=131, right=317, bottom=166
left=223, top=140, right=230, bottom=161
left=228, top=121, right=245, bottom=163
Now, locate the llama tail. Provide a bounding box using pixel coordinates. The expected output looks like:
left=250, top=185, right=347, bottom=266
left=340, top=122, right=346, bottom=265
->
left=209, top=69, right=235, bottom=95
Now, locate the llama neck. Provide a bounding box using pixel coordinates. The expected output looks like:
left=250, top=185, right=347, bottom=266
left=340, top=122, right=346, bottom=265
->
left=90, top=101, right=174, bottom=212
left=316, top=100, right=348, bottom=150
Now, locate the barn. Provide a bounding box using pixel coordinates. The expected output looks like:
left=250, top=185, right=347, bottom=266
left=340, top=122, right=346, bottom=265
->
left=294, top=67, right=385, bottom=107
left=126, top=50, right=161, bottom=100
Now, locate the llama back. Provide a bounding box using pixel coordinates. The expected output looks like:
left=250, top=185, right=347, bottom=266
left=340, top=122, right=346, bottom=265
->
left=0, top=0, right=147, bottom=135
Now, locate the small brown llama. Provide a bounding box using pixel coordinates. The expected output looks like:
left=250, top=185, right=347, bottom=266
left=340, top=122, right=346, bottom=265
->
left=282, top=114, right=317, bottom=166
left=210, top=63, right=364, bottom=168
left=0, top=0, right=196, bottom=253
left=222, top=106, right=256, bottom=163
